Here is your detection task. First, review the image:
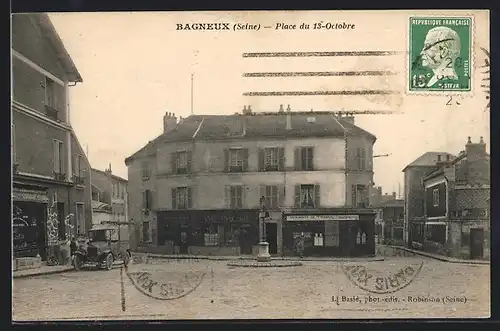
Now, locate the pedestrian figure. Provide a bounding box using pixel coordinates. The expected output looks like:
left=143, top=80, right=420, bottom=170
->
left=296, top=232, right=305, bottom=258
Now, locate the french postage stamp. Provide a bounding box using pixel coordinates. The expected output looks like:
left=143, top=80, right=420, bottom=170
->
left=409, top=17, right=472, bottom=92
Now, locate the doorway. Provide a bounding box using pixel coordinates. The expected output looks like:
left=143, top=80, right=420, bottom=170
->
left=470, top=228, right=484, bottom=259
left=265, top=223, right=278, bottom=255
left=239, top=225, right=253, bottom=255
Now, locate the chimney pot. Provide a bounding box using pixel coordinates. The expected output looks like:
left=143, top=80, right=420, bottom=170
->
left=287, top=104, right=291, bottom=112
left=437, top=155, right=441, bottom=162
left=467, top=136, right=472, bottom=144
left=480, top=136, right=484, bottom=144
left=279, top=104, right=284, bottom=112
left=248, top=105, right=251, bottom=111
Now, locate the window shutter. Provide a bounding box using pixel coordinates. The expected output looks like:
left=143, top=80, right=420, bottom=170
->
left=171, top=152, right=177, bottom=174
left=223, top=149, right=229, bottom=172
left=294, top=148, right=301, bottom=171
left=260, top=185, right=266, bottom=207
left=278, top=185, right=285, bottom=207
left=309, top=147, right=314, bottom=171
left=278, top=147, right=285, bottom=171
left=243, top=148, right=249, bottom=171
left=171, top=188, right=177, bottom=209
left=294, top=185, right=301, bottom=208
left=258, top=148, right=265, bottom=171
left=187, top=187, right=193, bottom=209
left=142, top=190, right=147, bottom=210
left=351, top=184, right=357, bottom=207
left=187, top=150, right=193, bottom=173
left=53, top=140, right=59, bottom=173
left=224, top=185, right=230, bottom=208
left=149, top=190, right=153, bottom=210
left=237, top=185, right=243, bottom=208
left=314, top=184, right=321, bottom=208
left=272, top=186, right=278, bottom=209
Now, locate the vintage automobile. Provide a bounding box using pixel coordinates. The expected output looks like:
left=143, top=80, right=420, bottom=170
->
left=73, top=223, right=131, bottom=271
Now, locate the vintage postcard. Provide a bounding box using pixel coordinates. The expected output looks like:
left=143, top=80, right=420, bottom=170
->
left=11, top=10, right=490, bottom=321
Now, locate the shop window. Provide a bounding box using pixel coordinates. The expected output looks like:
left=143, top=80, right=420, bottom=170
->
left=393, top=227, right=403, bottom=240
left=313, top=233, right=324, bottom=246
left=204, top=224, right=219, bottom=246
left=356, top=231, right=367, bottom=245
left=225, top=224, right=241, bottom=246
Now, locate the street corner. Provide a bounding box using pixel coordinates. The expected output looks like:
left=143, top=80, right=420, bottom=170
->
left=340, top=259, right=424, bottom=294
left=124, top=257, right=209, bottom=300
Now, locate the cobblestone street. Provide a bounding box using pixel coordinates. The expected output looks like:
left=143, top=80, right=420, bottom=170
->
left=12, top=257, right=490, bottom=321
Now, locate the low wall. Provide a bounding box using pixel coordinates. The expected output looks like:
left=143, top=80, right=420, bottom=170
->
left=14, top=257, right=42, bottom=271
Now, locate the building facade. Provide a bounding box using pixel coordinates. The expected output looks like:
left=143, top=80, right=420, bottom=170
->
left=373, top=197, right=404, bottom=245
left=91, top=166, right=129, bottom=227
left=12, top=13, right=92, bottom=260
left=126, top=107, right=377, bottom=257
left=402, top=151, right=455, bottom=249
left=420, top=137, right=490, bottom=259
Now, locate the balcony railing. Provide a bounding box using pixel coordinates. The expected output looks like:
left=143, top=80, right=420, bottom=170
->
left=53, top=171, right=67, bottom=181
left=44, top=105, right=59, bottom=121
left=73, top=175, right=86, bottom=186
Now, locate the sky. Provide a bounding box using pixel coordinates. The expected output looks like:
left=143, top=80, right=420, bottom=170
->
left=48, top=10, right=490, bottom=196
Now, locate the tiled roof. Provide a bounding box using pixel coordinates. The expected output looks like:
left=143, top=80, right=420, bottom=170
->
left=402, top=152, right=456, bottom=172
left=125, top=112, right=376, bottom=164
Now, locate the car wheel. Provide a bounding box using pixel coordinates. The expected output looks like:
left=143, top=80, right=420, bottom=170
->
left=105, top=253, right=114, bottom=271
left=74, top=255, right=82, bottom=271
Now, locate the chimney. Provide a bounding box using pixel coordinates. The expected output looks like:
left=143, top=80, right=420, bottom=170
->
left=279, top=104, right=284, bottom=113
left=437, top=155, right=441, bottom=162
left=465, top=136, right=488, bottom=185
left=247, top=105, right=252, bottom=114
left=286, top=104, right=292, bottom=130
left=242, top=105, right=252, bottom=115
left=446, top=154, right=450, bottom=161
left=342, top=112, right=355, bottom=124
left=163, top=112, right=177, bottom=134
left=392, top=192, right=396, bottom=200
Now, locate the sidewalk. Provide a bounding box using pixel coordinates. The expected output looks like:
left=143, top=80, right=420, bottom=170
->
left=384, top=245, right=490, bottom=265
left=138, top=253, right=385, bottom=262
left=13, top=264, right=74, bottom=279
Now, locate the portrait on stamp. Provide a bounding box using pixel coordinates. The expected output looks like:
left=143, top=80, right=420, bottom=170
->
left=409, top=17, right=472, bottom=92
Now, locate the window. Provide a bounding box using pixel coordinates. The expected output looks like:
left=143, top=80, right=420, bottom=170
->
left=229, top=148, right=244, bottom=172
left=352, top=184, right=368, bottom=208
left=313, top=233, right=324, bottom=246
left=176, top=151, right=188, bottom=173
left=295, top=184, right=319, bottom=208
left=73, top=154, right=85, bottom=185
left=172, top=187, right=192, bottom=209
left=229, top=185, right=243, bottom=209
left=45, top=77, right=58, bottom=120
left=53, top=140, right=64, bottom=174
left=141, top=161, right=150, bottom=180
left=143, top=189, right=153, bottom=210
left=356, top=148, right=366, bottom=170
left=295, top=147, right=314, bottom=171
left=76, top=203, right=85, bottom=235
left=261, top=185, right=279, bottom=209
left=142, top=221, right=150, bottom=243
left=204, top=224, right=219, bottom=246
left=265, top=148, right=279, bottom=171
left=432, top=188, right=439, bottom=207
left=171, top=151, right=192, bottom=174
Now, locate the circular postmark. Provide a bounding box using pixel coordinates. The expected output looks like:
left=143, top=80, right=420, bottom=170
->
left=341, top=260, right=424, bottom=294
left=125, top=256, right=208, bottom=300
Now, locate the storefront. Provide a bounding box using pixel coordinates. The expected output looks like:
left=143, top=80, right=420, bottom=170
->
left=12, top=186, right=49, bottom=260
left=157, top=209, right=260, bottom=256
left=283, top=210, right=376, bottom=257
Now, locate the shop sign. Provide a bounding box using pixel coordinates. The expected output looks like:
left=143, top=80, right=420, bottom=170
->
left=286, top=214, right=359, bottom=222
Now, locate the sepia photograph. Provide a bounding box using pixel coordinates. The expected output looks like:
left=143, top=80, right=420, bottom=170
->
left=11, top=10, right=490, bottom=321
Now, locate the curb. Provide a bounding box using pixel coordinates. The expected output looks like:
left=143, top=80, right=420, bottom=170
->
left=141, top=254, right=385, bottom=263
left=384, top=245, right=490, bottom=265
left=13, top=267, right=74, bottom=279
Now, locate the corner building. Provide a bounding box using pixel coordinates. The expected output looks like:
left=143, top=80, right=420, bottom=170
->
left=125, top=107, right=377, bottom=257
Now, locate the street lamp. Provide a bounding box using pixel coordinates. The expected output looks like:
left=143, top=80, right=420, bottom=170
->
left=257, top=196, right=271, bottom=262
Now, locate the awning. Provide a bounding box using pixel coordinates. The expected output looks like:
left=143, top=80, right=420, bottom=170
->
left=12, top=188, right=49, bottom=203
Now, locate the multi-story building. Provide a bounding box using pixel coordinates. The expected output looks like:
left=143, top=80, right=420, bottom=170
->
left=125, top=106, right=377, bottom=257
left=91, top=166, right=129, bottom=227
left=420, top=137, right=490, bottom=259
left=402, top=151, right=455, bottom=249
left=373, top=195, right=404, bottom=245
left=12, top=13, right=92, bottom=260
